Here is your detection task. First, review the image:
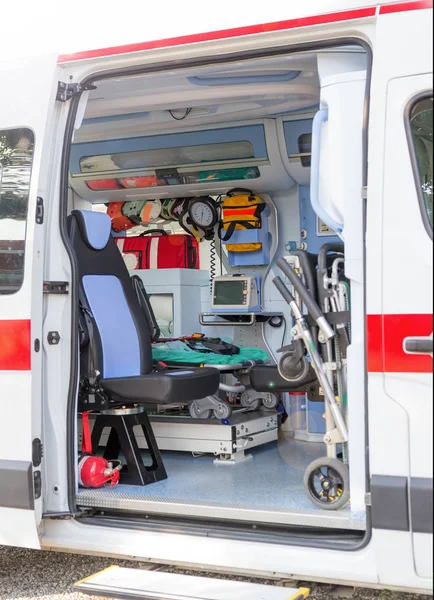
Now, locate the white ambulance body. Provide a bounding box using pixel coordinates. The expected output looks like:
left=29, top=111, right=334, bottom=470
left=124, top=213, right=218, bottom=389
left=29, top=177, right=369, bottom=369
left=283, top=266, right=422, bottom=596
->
left=0, top=1, right=432, bottom=597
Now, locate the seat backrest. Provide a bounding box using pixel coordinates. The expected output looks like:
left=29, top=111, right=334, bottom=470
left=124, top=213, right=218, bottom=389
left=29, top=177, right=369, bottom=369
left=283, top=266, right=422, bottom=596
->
left=68, top=210, right=153, bottom=379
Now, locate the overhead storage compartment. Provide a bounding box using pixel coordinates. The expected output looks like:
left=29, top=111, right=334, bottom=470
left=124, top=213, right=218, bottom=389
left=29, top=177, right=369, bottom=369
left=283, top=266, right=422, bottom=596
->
left=69, top=120, right=297, bottom=201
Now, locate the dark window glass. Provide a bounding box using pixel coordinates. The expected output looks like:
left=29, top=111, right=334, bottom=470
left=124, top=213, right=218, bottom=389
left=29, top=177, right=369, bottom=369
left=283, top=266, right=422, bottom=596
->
left=409, top=96, right=433, bottom=232
left=0, top=128, right=34, bottom=294
left=298, top=133, right=312, bottom=167
left=79, top=141, right=255, bottom=174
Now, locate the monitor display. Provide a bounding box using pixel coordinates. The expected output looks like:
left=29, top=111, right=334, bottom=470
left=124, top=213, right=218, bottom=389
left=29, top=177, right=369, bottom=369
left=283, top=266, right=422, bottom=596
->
left=213, top=280, right=246, bottom=306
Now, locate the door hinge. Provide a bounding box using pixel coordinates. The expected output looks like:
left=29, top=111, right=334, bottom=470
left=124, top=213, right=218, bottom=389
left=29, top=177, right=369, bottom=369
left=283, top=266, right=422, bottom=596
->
left=365, top=492, right=372, bottom=506
left=43, top=281, right=69, bottom=295
left=361, top=186, right=368, bottom=200
left=32, top=438, right=44, bottom=468
left=35, top=196, right=44, bottom=224
left=56, top=81, right=97, bottom=102
left=47, top=331, right=61, bottom=345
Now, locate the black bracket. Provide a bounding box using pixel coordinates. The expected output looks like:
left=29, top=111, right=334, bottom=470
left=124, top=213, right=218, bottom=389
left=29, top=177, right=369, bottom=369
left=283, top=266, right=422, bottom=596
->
left=43, top=281, right=69, bottom=295
left=56, top=81, right=97, bottom=102
left=33, top=471, right=42, bottom=500
left=32, top=438, right=43, bottom=468
left=90, top=411, right=167, bottom=486
left=47, top=331, right=61, bottom=345
left=35, top=197, right=44, bottom=224
left=78, top=377, right=108, bottom=412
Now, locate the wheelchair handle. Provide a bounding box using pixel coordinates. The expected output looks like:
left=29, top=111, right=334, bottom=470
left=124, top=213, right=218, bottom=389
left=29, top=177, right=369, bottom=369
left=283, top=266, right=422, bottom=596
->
left=276, top=258, right=335, bottom=341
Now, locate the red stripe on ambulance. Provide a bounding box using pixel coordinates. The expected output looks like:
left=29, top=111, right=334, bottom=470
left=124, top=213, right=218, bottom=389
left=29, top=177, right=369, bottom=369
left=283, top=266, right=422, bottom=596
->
left=57, top=7, right=377, bottom=63
left=1, top=315, right=431, bottom=373
left=380, top=0, right=433, bottom=14
left=368, top=314, right=433, bottom=374
left=0, top=320, right=31, bottom=371
left=57, top=1, right=433, bottom=64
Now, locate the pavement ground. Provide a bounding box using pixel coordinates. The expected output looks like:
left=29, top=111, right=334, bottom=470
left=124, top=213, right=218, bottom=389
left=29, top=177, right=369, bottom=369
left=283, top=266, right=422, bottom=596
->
left=0, top=546, right=430, bottom=600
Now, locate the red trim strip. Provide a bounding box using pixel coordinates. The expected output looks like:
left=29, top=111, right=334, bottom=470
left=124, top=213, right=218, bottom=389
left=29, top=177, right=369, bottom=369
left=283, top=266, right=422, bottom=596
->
left=367, top=314, right=384, bottom=373
left=368, top=314, right=433, bottom=374
left=57, top=7, right=376, bottom=63
left=380, top=0, right=433, bottom=14
left=0, top=320, right=31, bottom=371
left=1, top=315, right=431, bottom=373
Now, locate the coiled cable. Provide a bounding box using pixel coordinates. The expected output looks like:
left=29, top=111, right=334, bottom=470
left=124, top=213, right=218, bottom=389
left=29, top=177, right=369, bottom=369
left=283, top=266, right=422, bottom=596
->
left=209, top=235, right=216, bottom=294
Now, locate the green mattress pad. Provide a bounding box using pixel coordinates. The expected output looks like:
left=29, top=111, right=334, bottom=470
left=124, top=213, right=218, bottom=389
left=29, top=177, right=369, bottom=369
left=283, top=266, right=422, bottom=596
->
left=152, top=341, right=269, bottom=365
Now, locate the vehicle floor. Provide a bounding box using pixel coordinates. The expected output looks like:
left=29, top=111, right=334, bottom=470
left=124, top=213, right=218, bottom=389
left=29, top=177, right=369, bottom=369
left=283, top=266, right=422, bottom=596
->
left=77, top=432, right=366, bottom=530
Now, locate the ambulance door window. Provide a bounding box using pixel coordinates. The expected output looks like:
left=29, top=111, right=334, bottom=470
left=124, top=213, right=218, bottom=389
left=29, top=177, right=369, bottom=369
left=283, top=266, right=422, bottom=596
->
left=407, top=95, right=433, bottom=235
left=0, top=128, right=34, bottom=294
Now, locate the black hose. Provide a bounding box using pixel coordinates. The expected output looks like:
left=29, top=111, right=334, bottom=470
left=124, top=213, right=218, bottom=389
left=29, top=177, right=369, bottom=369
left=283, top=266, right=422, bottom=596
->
left=277, top=258, right=324, bottom=323
left=317, top=243, right=345, bottom=307
left=317, top=243, right=344, bottom=272
left=273, top=276, right=296, bottom=305
left=291, top=249, right=318, bottom=298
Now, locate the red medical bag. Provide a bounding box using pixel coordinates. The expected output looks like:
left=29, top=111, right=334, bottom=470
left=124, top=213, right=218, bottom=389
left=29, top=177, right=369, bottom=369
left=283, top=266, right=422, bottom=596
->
left=115, top=231, right=200, bottom=270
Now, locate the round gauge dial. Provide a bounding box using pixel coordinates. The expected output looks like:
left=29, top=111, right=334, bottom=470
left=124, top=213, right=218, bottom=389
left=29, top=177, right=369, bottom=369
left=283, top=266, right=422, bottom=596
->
left=188, top=197, right=219, bottom=230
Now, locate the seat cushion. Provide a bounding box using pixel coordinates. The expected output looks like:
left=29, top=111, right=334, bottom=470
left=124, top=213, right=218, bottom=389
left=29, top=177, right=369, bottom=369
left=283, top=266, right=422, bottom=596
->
left=250, top=365, right=316, bottom=393
left=101, top=367, right=220, bottom=405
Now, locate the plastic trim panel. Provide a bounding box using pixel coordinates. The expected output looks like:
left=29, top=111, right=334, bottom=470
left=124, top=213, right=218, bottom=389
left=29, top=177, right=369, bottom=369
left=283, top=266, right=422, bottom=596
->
left=0, top=460, right=34, bottom=510
left=411, top=478, right=434, bottom=534
left=371, top=475, right=409, bottom=531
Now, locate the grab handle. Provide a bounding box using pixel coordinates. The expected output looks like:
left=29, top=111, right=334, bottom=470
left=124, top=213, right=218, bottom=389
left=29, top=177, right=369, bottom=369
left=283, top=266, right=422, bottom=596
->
left=188, top=71, right=300, bottom=87
left=311, top=108, right=343, bottom=234
left=277, top=258, right=335, bottom=341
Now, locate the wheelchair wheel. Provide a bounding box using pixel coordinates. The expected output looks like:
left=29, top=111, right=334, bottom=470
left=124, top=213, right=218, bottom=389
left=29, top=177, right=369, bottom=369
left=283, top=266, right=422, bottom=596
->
left=189, top=402, right=212, bottom=420
left=304, top=457, right=350, bottom=511
left=278, top=353, right=311, bottom=384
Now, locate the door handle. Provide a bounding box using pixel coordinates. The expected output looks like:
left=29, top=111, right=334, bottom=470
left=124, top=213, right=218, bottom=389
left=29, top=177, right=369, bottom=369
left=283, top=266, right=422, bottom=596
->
left=404, top=335, right=433, bottom=355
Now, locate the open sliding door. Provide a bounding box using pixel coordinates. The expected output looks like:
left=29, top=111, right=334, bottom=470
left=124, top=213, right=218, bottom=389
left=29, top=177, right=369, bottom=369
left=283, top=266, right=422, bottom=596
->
left=0, top=53, right=57, bottom=548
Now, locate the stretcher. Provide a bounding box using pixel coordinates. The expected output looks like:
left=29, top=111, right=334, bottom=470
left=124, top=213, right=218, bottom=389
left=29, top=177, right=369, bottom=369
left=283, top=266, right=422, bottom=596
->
left=152, top=342, right=277, bottom=419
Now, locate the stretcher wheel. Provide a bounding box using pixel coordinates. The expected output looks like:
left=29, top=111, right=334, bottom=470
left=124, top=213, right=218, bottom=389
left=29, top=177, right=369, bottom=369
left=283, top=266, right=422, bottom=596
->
left=304, top=458, right=350, bottom=511
left=240, top=392, right=261, bottom=411
left=213, top=402, right=232, bottom=420
left=261, top=393, right=278, bottom=409
left=189, top=402, right=212, bottom=420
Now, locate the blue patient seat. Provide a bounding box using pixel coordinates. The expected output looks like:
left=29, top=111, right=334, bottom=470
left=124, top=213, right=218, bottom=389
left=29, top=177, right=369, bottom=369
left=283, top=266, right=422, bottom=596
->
left=68, top=209, right=220, bottom=485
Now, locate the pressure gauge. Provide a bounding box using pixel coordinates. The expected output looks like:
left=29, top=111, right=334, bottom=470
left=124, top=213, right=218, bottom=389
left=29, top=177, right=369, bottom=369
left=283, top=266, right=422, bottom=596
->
left=188, top=197, right=219, bottom=231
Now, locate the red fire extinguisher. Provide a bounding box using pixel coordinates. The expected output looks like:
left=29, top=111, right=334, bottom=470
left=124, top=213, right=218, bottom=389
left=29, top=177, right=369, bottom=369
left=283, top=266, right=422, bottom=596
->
left=78, top=413, right=122, bottom=488
left=78, top=455, right=122, bottom=488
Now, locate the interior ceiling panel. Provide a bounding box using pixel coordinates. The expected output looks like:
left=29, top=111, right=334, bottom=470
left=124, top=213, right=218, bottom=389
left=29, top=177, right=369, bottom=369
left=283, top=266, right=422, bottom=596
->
left=88, top=53, right=319, bottom=99
left=75, top=48, right=367, bottom=142
left=75, top=53, right=321, bottom=142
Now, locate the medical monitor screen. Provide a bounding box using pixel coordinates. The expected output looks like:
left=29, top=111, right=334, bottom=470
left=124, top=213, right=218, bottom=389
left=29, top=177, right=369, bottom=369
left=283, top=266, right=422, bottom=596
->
left=213, top=280, right=246, bottom=306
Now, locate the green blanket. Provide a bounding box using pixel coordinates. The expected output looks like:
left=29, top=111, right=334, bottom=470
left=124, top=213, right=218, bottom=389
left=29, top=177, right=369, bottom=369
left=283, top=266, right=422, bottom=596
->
left=152, top=341, right=268, bottom=365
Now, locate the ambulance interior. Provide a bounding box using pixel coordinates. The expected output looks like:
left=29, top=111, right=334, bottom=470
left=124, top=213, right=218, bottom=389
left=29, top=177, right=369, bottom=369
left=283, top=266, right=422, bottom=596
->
left=68, top=44, right=369, bottom=537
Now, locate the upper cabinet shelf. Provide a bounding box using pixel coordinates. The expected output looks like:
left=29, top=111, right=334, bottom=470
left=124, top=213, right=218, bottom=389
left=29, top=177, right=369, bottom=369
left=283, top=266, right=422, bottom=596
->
left=70, top=124, right=268, bottom=192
